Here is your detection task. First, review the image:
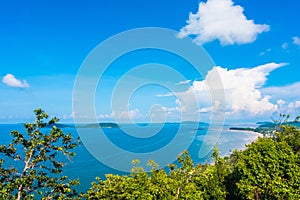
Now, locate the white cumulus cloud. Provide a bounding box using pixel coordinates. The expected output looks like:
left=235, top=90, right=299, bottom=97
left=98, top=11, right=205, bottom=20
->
left=175, top=63, right=287, bottom=120
left=2, top=74, right=30, bottom=88
left=178, top=0, right=270, bottom=45
left=118, top=109, right=141, bottom=119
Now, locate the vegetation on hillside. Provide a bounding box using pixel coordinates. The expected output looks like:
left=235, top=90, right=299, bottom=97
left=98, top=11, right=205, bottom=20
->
left=0, top=109, right=299, bottom=199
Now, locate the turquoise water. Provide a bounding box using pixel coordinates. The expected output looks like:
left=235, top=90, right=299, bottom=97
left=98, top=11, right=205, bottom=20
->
left=0, top=123, right=258, bottom=192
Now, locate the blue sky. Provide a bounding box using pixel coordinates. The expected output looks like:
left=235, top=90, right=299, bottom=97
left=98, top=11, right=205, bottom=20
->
left=1, top=0, right=300, bottom=123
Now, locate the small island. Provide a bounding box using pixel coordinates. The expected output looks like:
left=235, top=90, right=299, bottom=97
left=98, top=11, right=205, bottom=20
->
left=76, top=123, right=119, bottom=129
left=46, top=123, right=119, bottom=129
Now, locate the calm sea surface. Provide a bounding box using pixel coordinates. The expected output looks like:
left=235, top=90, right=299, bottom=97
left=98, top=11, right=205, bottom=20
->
left=0, top=123, right=258, bottom=192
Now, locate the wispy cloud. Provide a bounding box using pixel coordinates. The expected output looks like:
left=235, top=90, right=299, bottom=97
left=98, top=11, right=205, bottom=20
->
left=198, top=106, right=213, bottom=113
left=282, top=42, right=289, bottom=49
left=156, top=92, right=174, bottom=97
left=288, top=101, right=300, bottom=109
left=176, top=80, right=191, bottom=85
left=259, top=48, right=271, bottom=56
left=292, top=36, right=300, bottom=47
left=2, top=74, right=30, bottom=88
left=262, top=82, right=300, bottom=101
left=178, top=0, right=269, bottom=45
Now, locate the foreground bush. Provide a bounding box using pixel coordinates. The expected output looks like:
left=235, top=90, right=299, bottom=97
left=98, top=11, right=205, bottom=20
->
left=227, top=137, right=300, bottom=199
left=83, top=149, right=230, bottom=200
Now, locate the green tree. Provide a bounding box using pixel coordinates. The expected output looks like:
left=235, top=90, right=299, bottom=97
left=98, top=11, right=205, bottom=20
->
left=192, top=148, right=230, bottom=200
left=0, top=108, right=79, bottom=199
left=226, top=137, right=300, bottom=200
left=167, top=150, right=204, bottom=199
left=274, top=124, right=300, bottom=153
left=83, top=151, right=196, bottom=199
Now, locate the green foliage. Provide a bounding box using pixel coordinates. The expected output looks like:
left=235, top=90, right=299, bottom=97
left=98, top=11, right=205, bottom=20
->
left=227, top=138, right=300, bottom=199
left=82, top=149, right=230, bottom=199
left=192, top=147, right=230, bottom=200
left=0, top=108, right=79, bottom=199
left=275, top=124, right=300, bottom=153
left=226, top=116, right=300, bottom=200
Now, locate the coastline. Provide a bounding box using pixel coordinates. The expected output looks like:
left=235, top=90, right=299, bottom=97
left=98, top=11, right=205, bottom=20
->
left=227, top=128, right=264, bottom=138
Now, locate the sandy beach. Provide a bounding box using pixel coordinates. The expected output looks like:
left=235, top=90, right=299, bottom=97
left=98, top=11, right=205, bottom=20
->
left=228, top=129, right=264, bottom=138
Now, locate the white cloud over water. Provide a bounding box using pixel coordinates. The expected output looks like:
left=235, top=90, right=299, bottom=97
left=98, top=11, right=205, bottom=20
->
left=178, top=0, right=270, bottom=45
left=2, top=74, right=30, bottom=88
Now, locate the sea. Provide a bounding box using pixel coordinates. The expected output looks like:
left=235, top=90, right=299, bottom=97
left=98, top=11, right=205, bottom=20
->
left=0, top=123, right=259, bottom=192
